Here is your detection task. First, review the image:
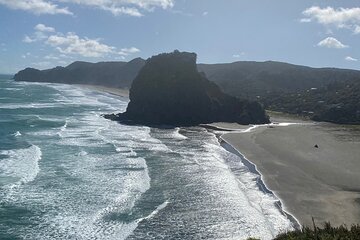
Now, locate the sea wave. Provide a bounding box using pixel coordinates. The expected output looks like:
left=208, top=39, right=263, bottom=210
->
left=0, top=145, right=42, bottom=189
left=220, top=134, right=301, bottom=230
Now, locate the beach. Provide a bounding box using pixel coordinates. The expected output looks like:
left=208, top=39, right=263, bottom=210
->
left=76, top=85, right=360, bottom=227
left=222, top=118, right=360, bottom=227
left=76, top=85, right=360, bottom=228
left=75, top=84, right=129, bottom=98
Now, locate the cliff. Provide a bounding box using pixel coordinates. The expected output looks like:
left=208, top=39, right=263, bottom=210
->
left=105, top=51, right=269, bottom=126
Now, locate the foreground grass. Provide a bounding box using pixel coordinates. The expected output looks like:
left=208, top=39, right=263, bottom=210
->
left=249, top=221, right=360, bottom=240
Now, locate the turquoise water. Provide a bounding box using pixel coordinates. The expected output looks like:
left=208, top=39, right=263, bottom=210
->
left=0, top=78, right=294, bottom=239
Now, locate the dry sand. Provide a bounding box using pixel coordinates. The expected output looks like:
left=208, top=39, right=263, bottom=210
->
left=222, top=118, right=360, bottom=227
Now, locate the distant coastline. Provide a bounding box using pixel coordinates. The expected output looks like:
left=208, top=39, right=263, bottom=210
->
left=13, top=54, right=360, bottom=125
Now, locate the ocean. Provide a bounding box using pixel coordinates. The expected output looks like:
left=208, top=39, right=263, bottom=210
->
left=0, top=78, right=294, bottom=240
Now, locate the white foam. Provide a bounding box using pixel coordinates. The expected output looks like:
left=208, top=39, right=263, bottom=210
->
left=0, top=103, right=59, bottom=109
left=13, top=131, right=22, bottom=137
left=172, top=127, right=188, bottom=140
left=0, top=145, right=42, bottom=186
left=61, top=119, right=68, bottom=132
left=76, top=150, right=88, bottom=156
left=193, top=130, right=295, bottom=238
left=136, top=201, right=170, bottom=223
left=0, top=83, right=171, bottom=239
left=217, top=136, right=298, bottom=233
left=276, top=122, right=300, bottom=126
left=2, top=87, right=22, bottom=91
left=241, top=125, right=260, bottom=133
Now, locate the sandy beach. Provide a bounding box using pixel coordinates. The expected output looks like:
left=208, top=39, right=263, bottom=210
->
left=75, top=84, right=360, bottom=227
left=75, top=84, right=129, bottom=98
left=222, top=118, right=360, bottom=227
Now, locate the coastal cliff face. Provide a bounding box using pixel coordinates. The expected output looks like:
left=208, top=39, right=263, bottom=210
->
left=13, top=58, right=145, bottom=88
left=106, top=51, right=269, bottom=126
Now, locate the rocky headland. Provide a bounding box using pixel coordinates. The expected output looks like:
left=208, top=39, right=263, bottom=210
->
left=105, top=51, right=269, bottom=126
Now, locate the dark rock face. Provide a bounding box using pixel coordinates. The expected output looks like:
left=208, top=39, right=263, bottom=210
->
left=106, top=51, right=269, bottom=126
left=14, top=58, right=145, bottom=88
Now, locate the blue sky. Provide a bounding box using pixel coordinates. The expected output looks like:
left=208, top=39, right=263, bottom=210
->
left=0, top=0, right=359, bottom=74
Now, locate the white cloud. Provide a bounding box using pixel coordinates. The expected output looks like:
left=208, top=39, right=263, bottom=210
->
left=34, top=31, right=48, bottom=40
left=35, top=23, right=55, bottom=32
left=355, top=25, right=360, bottom=34
left=202, top=11, right=208, bottom=16
left=1, top=0, right=174, bottom=17
left=317, top=37, right=348, bottom=49
left=302, top=6, right=360, bottom=33
left=0, top=0, right=72, bottom=15
left=59, top=0, right=174, bottom=16
left=23, top=35, right=36, bottom=43
left=115, top=56, right=126, bottom=60
left=44, top=54, right=59, bottom=60
left=118, top=47, right=140, bottom=56
left=23, top=28, right=50, bottom=43
left=345, top=56, right=358, bottom=61
left=46, top=32, right=116, bottom=57
left=24, top=24, right=140, bottom=58
left=300, top=18, right=311, bottom=23
left=233, top=52, right=245, bottom=58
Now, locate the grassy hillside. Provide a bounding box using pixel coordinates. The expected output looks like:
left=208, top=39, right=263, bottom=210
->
left=248, top=222, right=360, bottom=240
left=198, top=61, right=360, bottom=100
left=199, top=61, right=360, bottom=124
left=263, top=79, right=360, bottom=124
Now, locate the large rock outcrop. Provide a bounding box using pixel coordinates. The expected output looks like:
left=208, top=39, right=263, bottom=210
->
left=105, top=51, right=269, bottom=126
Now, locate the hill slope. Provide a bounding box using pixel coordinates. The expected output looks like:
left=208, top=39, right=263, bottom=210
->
left=14, top=58, right=145, bottom=88
left=198, top=61, right=360, bottom=100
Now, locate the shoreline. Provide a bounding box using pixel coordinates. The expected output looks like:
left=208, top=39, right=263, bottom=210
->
left=220, top=120, right=360, bottom=227
left=204, top=125, right=302, bottom=230
left=74, top=84, right=129, bottom=98
left=75, top=82, right=302, bottom=230
left=74, top=84, right=360, bottom=228
left=220, top=137, right=302, bottom=229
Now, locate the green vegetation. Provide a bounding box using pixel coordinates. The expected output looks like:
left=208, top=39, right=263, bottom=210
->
left=274, top=222, right=360, bottom=240
left=199, top=61, right=360, bottom=125
left=263, top=79, right=360, bottom=124
left=247, top=221, right=360, bottom=240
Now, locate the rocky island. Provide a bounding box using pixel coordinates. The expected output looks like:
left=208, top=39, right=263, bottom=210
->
left=105, top=51, right=269, bottom=126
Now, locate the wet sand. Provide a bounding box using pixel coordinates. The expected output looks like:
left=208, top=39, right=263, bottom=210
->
left=222, top=119, right=360, bottom=227
left=75, top=84, right=129, bottom=98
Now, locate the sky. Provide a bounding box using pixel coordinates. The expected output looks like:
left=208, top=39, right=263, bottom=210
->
left=0, top=0, right=360, bottom=74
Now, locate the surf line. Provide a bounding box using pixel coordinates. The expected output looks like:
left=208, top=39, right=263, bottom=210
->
left=201, top=123, right=302, bottom=230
